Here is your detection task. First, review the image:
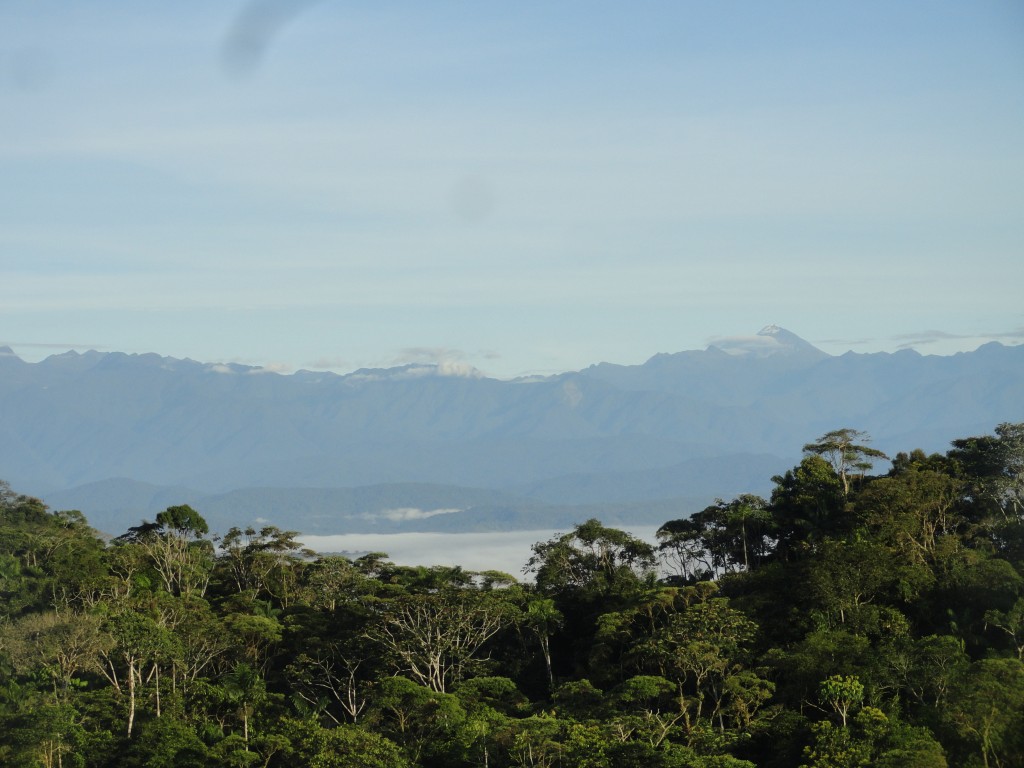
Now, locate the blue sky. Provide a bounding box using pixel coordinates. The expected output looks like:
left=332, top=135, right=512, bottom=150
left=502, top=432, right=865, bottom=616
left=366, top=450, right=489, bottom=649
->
left=2, top=1, right=1023, bottom=378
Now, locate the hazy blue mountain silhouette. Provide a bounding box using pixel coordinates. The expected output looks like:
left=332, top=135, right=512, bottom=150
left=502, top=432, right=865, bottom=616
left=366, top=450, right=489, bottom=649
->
left=2, top=329, right=1022, bottom=534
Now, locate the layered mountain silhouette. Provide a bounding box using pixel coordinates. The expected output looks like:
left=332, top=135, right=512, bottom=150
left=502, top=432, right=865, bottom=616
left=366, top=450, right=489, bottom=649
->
left=2, top=327, right=1021, bottom=534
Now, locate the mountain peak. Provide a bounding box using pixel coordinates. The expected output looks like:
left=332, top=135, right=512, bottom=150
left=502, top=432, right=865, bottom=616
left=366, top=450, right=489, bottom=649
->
left=0, top=346, right=25, bottom=365
left=708, top=327, right=827, bottom=359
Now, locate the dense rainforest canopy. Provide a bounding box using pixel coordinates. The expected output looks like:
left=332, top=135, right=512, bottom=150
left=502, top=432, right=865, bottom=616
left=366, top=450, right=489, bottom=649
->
left=1, top=423, right=1023, bottom=767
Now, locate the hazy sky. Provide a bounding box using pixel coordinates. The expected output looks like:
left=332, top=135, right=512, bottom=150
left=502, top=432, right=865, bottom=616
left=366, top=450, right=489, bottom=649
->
left=2, top=1, right=1023, bottom=378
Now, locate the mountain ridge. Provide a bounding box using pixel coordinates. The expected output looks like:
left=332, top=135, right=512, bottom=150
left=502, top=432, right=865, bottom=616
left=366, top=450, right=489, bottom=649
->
left=2, top=329, right=1022, bottom=534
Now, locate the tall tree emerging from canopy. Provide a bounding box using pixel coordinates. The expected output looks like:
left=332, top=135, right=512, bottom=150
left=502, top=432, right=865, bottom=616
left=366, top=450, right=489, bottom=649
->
left=803, top=428, right=889, bottom=496
left=526, top=519, right=657, bottom=601
left=115, top=505, right=213, bottom=598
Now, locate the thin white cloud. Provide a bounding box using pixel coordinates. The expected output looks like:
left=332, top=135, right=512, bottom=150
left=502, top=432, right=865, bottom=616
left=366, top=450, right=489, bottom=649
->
left=706, top=335, right=785, bottom=356
left=360, top=347, right=488, bottom=379
left=893, top=329, right=968, bottom=345
left=359, top=507, right=463, bottom=523
left=815, top=326, right=1024, bottom=352
left=435, top=360, right=484, bottom=378
left=249, top=362, right=292, bottom=374
left=893, top=327, right=1024, bottom=349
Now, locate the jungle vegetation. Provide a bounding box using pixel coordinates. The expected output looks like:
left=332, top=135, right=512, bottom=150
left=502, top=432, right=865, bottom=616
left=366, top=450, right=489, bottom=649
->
left=1, top=423, right=1023, bottom=768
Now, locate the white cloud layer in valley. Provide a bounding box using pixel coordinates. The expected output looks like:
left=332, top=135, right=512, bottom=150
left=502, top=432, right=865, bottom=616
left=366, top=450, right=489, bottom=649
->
left=299, top=527, right=664, bottom=579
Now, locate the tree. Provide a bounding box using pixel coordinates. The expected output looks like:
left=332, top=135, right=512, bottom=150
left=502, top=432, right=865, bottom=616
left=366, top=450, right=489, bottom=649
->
left=164, top=595, right=231, bottom=688
left=115, top=505, right=213, bottom=598
left=947, top=658, right=1024, bottom=768
left=719, top=495, right=773, bottom=571
left=367, top=589, right=513, bottom=693
left=818, top=675, right=864, bottom=728
left=0, top=484, right=110, bottom=617
left=120, top=716, right=210, bottom=768
left=283, top=717, right=409, bottom=768
left=803, top=429, right=888, bottom=496
left=222, top=606, right=283, bottom=671
left=524, top=597, right=564, bottom=692
left=365, top=676, right=468, bottom=765
left=0, top=701, right=86, bottom=768
left=505, top=713, right=564, bottom=768
left=799, top=706, right=941, bottom=768
left=628, top=593, right=764, bottom=745
left=985, top=598, right=1024, bottom=659
left=858, top=468, right=962, bottom=565
left=0, top=610, right=110, bottom=768
left=770, top=455, right=846, bottom=555
left=670, top=495, right=773, bottom=575
left=903, top=634, right=969, bottom=710
left=217, top=526, right=312, bottom=606
left=803, top=539, right=923, bottom=630
left=527, top=519, right=657, bottom=601
left=287, top=639, right=377, bottom=724
left=949, top=422, right=1024, bottom=526
left=454, top=676, right=531, bottom=768
left=301, top=555, right=371, bottom=611
left=220, top=662, right=266, bottom=751
left=657, top=517, right=716, bottom=585
left=1, top=610, right=110, bottom=700
left=610, top=675, right=686, bottom=748
left=97, top=608, right=169, bottom=737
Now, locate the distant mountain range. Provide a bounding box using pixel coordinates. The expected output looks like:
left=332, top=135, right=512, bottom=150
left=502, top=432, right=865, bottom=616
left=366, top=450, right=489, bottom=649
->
left=2, top=327, right=1022, bottom=535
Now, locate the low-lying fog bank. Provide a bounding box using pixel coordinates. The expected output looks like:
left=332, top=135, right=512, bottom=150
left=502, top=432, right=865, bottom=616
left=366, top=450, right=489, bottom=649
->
left=299, top=526, right=663, bottom=579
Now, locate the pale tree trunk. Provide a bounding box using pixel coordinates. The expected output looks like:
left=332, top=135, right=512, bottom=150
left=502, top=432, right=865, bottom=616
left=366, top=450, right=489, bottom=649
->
left=540, top=634, right=554, bottom=691
left=127, top=658, right=137, bottom=738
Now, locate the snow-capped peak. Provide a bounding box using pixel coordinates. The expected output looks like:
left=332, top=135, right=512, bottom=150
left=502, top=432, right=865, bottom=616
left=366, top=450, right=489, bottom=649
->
left=707, top=327, right=827, bottom=359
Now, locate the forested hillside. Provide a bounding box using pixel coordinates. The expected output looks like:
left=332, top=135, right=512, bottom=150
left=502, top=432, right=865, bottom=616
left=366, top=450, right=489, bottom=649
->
left=1, top=423, right=1023, bottom=767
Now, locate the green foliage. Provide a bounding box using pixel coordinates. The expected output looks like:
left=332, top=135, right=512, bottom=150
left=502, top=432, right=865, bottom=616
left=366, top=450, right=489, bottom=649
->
left=282, top=717, right=409, bottom=768
left=818, top=675, right=864, bottom=727
left=659, top=495, right=772, bottom=579
left=2, top=423, right=1024, bottom=767
left=949, top=422, right=1024, bottom=526
left=527, top=518, right=657, bottom=600
left=770, top=454, right=846, bottom=555
left=803, top=429, right=889, bottom=496
left=119, top=716, right=210, bottom=768
left=365, top=676, right=468, bottom=765
left=946, top=658, right=1024, bottom=768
